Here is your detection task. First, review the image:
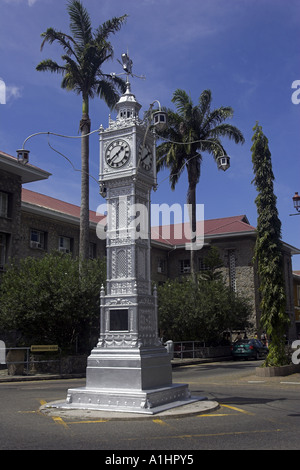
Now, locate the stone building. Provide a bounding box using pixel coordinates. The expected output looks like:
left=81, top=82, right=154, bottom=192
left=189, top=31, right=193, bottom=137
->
left=0, top=149, right=299, bottom=339
left=21, top=188, right=105, bottom=261
left=151, top=217, right=299, bottom=338
left=0, top=150, right=50, bottom=269
left=293, top=271, right=300, bottom=333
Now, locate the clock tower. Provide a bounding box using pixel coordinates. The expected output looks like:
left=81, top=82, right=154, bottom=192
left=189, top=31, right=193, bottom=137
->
left=64, top=63, right=197, bottom=414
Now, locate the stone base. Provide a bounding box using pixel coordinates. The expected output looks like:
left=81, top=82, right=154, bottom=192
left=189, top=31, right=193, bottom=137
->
left=256, top=363, right=300, bottom=377
left=54, top=383, right=201, bottom=415
left=52, top=345, right=201, bottom=415
left=85, top=345, right=173, bottom=391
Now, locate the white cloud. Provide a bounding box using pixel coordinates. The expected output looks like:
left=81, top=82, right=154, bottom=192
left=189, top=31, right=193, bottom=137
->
left=6, top=85, right=22, bottom=102
left=0, top=78, right=6, bottom=104
left=3, top=0, right=38, bottom=6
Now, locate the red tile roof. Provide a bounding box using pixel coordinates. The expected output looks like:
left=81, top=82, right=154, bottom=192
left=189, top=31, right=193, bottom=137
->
left=151, top=215, right=256, bottom=246
left=21, top=189, right=256, bottom=243
left=21, top=188, right=105, bottom=224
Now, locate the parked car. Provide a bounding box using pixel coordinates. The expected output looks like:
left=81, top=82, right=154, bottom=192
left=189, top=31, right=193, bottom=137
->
left=231, top=339, right=268, bottom=360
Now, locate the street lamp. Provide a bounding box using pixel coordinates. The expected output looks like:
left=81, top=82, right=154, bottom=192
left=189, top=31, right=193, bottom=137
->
left=292, top=192, right=300, bottom=214
left=216, top=154, right=230, bottom=171
left=16, top=130, right=100, bottom=180
left=16, top=148, right=30, bottom=164
left=198, top=139, right=230, bottom=171
left=148, top=100, right=168, bottom=132
left=137, top=100, right=168, bottom=174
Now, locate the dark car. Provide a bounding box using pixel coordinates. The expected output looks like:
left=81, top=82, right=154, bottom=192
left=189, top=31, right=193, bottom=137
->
left=231, top=339, right=268, bottom=360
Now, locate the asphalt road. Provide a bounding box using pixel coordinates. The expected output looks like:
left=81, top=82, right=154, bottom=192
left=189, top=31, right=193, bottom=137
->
left=1, top=360, right=300, bottom=453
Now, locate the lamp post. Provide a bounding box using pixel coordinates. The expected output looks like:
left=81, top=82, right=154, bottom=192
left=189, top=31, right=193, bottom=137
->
left=148, top=100, right=168, bottom=132
left=290, top=192, right=300, bottom=216
left=292, top=192, right=300, bottom=213
left=157, top=136, right=231, bottom=173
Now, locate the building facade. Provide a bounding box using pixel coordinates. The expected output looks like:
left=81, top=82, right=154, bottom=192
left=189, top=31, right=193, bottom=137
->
left=151, top=217, right=299, bottom=338
left=0, top=151, right=50, bottom=270
left=293, top=272, right=300, bottom=330
left=20, top=188, right=105, bottom=261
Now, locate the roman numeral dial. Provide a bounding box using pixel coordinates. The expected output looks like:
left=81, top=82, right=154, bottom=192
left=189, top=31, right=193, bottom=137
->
left=105, top=139, right=131, bottom=168
left=139, top=144, right=153, bottom=171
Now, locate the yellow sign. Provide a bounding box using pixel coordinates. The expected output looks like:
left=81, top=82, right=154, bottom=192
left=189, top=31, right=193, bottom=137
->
left=30, top=345, right=58, bottom=352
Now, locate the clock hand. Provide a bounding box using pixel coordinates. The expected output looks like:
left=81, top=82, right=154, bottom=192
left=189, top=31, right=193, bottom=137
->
left=141, top=151, right=150, bottom=162
left=110, top=146, right=124, bottom=162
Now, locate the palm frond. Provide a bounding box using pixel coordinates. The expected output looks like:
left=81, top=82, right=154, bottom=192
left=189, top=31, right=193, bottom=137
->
left=67, top=0, right=92, bottom=48
left=172, top=89, right=192, bottom=117
left=95, top=15, right=128, bottom=43
left=209, top=123, right=245, bottom=145
left=105, top=73, right=127, bottom=94
left=202, top=106, right=234, bottom=134
left=95, top=79, right=120, bottom=110
left=61, top=73, right=81, bottom=94
left=36, top=59, right=66, bottom=74
left=198, top=89, right=212, bottom=116
left=168, top=149, right=187, bottom=190
left=204, top=139, right=226, bottom=159
left=40, top=28, right=77, bottom=58
left=60, top=54, right=82, bottom=90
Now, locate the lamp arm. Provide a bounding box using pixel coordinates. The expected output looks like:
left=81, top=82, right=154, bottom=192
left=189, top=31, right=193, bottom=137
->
left=21, top=129, right=100, bottom=150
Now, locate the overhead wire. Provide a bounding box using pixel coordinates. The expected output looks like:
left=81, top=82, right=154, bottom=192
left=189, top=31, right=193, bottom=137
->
left=21, top=129, right=225, bottom=189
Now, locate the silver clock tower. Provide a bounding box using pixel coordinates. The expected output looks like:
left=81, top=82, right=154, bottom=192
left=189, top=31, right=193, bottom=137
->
left=64, top=58, right=197, bottom=414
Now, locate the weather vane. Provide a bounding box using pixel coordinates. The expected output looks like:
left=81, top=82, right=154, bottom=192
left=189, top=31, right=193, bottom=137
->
left=111, top=52, right=145, bottom=81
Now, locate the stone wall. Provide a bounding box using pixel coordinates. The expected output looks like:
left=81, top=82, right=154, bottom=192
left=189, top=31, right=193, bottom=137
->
left=20, top=211, right=105, bottom=260
left=0, top=170, right=22, bottom=262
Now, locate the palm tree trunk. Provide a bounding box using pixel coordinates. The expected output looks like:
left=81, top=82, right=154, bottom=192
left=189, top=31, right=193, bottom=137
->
left=187, top=162, right=198, bottom=279
left=79, top=97, right=91, bottom=261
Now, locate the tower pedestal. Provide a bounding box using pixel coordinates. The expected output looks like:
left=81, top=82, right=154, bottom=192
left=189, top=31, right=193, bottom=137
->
left=60, top=345, right=198, bottom=414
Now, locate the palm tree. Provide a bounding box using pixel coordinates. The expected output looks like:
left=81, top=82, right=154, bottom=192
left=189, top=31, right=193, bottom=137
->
left=156, top=89, right=245, bottom=276
left=36, top=0, right=127, bottom=260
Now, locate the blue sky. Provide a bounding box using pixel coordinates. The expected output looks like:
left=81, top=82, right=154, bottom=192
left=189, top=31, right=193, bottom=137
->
left=1, top=0, right=300, bottom=268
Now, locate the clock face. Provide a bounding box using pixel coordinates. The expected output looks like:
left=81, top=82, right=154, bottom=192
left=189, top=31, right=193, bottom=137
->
left=105, top=139, right=131, bottom=168
left=139, top=144, right=153, bottom=171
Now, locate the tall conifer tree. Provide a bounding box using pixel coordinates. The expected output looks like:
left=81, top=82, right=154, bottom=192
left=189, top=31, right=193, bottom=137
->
left=251, top=122, right=289, bottom=366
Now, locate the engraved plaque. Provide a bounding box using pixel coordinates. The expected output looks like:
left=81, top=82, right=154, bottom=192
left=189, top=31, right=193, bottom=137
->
left=109, top=309, right=129, bottom=331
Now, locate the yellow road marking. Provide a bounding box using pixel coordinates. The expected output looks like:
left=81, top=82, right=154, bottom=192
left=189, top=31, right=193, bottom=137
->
left=18, top=410, right=37, bottom=414
left=152, top=419, right=169, bottom=426
left=220, top=404, right=254, bottom=415
left=52, top=416, right=69, bottom=429
left=68, top=419, right=108, bottom=424
left=19, top=399, right=47, bottom=414
left=121, top=428, right=281, bottom=442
